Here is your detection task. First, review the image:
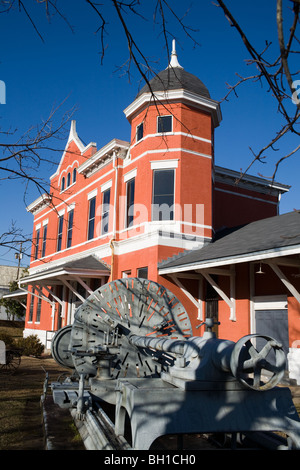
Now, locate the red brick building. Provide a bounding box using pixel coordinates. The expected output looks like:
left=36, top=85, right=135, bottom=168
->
left=18, top=43, right=300, bottom=381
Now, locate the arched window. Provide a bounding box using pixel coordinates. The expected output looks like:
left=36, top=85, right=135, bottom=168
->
left=67, top=172, right=71, bottom=187
left=61, top=176, right=65, bottom=191
left=73, top=168, right=77, bottom=184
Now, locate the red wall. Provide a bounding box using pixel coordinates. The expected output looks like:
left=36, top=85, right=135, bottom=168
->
left=213, top=182, right=279, bottom=231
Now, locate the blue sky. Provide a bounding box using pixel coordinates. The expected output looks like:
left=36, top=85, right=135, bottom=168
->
left=0, top=0, right=299, bottom=267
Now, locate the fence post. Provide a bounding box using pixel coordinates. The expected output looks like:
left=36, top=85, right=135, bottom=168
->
left=0, top=340, right=6, bottom=364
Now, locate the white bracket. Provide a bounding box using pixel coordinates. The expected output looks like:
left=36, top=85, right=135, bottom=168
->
left=199, top=268, right=236, bottom=321
left=169, top=274, right=203, bottom=320
left=267, top=262, right=300, bottom=304
left=60, top=278, right=86, bottom=303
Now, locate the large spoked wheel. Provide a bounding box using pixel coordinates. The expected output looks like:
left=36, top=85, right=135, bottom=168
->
left=230, top=334, right=286, bottom=390
left=0, top=350, right=21, bottom=374
left=69, top=278, right=193, bottom=378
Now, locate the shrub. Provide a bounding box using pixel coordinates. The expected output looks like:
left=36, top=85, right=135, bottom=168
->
left=16, top=335, right=44, bottom=357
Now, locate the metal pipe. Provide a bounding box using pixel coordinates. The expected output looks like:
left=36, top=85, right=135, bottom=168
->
left=129, top=334, right=185, bottom=356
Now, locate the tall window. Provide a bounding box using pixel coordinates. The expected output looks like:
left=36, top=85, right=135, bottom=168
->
left=126, top=178, right=135, bottom=228
left=67, top=209, right=74, bottom=248
left=61, top=176, right=65, bottom=191
left=88, top=197, right=96, bottom=240
left=41, top=224, right=47, bottom=258
left=101, top=189, right=110, bottom=235
left=136, top=122, right=143, bottom=142
left=36, top=297, right=42, bottom=323
left=29, top=289, right=35, bottom=322
left=73, top=168, right=77, bottom=183
left=157, top=115, right=172, bottom=133
left=57, top=215, right=64, bottom=252
left=34, top=228, right=40, bottom=260
left=152, top=169, right=175, bottom=221
left=67, top=172, right=71, bottom=187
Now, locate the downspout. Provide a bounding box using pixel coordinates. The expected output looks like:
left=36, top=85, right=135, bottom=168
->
left=110, top=150, right=118, bottom=281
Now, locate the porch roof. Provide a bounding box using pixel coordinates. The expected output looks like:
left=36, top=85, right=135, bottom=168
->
left=2, top=288, right=28, bottom=300
left=159, top=211, right=300, bottom=274
left=19, top=255, right=110, bottom=286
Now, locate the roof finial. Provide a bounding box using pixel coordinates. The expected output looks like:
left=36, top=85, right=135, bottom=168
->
left=168, top=39, right=183, bottom=69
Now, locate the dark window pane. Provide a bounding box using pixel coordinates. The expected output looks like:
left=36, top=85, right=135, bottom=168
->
left=73, top=168, right=77, bottom=183
left=67, top=172, right=71, bottom=187
left=157, top=115, right=172, bottom=133
left=137, top=267, right=148, bottom=279
left=88, top=197, right=96, bottom=240
left=42, top=225, right=47, bottom=258
left=102, top=189, right=110, bottom=235
left=88, top=219, right=95, bottom=240
left=137, top=122, right=143, bottom=141
left=34, top=229, right=40, bottom=260
left=126, top=178, right=135, bottom=228
left=57, top=216, right=64, bottom=251
left=36, top=298, right=41, bottom=323
left=152, top=169, right=174, bottom=221
left=153, top=169, right=174, bottom=195
left=29, top=289, right=35, bottom=322
left=67, top=209, right=74, bottom=248
left=61, top=177, right=65, bottom=191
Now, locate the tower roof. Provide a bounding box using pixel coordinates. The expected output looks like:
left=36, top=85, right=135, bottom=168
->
left=136, top=40, right=210, bottom=99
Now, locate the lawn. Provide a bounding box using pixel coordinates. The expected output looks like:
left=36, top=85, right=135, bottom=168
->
left=0, top=321, right=83, bottom=450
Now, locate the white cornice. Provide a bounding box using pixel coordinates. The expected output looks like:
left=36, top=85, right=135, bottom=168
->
left=77, top=138, right=130, bottom=177
left=26, top=193, right=52, bottom=215
left=124, top=89, right=222, bottom=128
left=215, top=166, right=290, bottom=195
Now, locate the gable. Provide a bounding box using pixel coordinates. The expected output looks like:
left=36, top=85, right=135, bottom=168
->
left=50, top=120, right=97, bottom=187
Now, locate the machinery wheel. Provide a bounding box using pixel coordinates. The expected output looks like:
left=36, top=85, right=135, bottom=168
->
left=230, top=334, right=286, bottom=390
left=69, top=278, right=193, bottom=378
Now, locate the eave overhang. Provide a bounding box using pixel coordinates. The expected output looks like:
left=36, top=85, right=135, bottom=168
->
left=124, top=89, right=222, bottom=128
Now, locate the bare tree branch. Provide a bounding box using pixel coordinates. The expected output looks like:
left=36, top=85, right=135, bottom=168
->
left=215, top=0, right=300, bottom=181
